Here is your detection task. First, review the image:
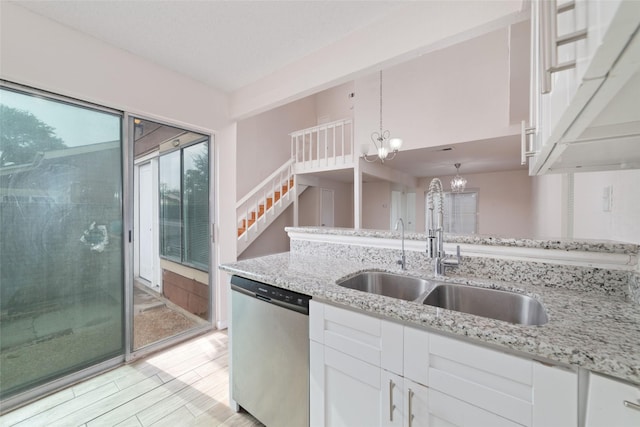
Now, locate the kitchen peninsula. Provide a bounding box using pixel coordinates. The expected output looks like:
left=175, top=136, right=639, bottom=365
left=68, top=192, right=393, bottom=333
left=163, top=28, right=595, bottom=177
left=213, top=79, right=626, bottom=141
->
left=221, top=226, right=640, bottom=426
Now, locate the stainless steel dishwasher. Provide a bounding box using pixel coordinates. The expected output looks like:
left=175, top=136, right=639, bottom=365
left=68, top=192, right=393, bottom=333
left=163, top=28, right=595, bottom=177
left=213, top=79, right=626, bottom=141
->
left=230, top=275, right=310, bottom=427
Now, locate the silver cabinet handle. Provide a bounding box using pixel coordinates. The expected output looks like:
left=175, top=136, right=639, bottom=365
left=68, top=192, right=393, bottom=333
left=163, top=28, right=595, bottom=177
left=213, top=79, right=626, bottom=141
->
left=624, top=400, right=640, bottom=411
left=520, top=120, right=536, bottom=165
left=408, top=388, right=415, bottom=427
left=540, top=0, right=588, bottom=93
left=389, top=379, right=396, bottom=421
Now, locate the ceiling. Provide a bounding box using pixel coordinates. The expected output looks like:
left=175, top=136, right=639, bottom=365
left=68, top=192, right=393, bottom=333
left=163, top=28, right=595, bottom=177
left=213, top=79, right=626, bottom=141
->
left=11, top=0, right=526, bottom=179
left=12, top=0, right=406, bottom=93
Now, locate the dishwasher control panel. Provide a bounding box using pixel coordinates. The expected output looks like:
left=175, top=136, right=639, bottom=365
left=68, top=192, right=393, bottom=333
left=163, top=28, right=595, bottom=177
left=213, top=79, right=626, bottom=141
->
left=231, top=275, right=311, bottom=313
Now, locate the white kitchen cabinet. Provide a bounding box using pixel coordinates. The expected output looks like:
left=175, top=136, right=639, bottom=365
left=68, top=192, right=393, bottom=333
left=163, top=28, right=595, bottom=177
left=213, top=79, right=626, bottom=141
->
left=382, top=369, right=404, bottom=427
left=585, top=372, right=640, bottom=427
left=309, top=301, right=404, bottom=427
left=524, top=0, right=640, bottom=174
left=405, top=379, right=429, bottom=427
left=311, top=302, right=578, bottom=427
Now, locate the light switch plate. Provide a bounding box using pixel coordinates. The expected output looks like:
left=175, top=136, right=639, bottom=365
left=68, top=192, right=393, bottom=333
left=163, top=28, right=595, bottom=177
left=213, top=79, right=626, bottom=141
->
left=602, top=186, right=612, bottom=212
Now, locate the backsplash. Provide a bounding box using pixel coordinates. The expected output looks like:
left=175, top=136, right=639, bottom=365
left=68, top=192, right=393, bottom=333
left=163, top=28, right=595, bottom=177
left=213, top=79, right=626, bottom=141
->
left=288, top=227, right=639, bottom=302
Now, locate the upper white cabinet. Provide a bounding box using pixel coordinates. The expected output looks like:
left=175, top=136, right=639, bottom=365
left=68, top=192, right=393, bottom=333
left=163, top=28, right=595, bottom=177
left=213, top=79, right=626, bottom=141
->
left=524, top=0, right=640, bottom=174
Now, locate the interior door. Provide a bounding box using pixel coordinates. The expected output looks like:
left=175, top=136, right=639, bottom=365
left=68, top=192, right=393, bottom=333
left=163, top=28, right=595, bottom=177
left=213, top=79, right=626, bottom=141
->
left=320, top=188, right=334, bottom=227
left=138, top=162, right=153, bottom=282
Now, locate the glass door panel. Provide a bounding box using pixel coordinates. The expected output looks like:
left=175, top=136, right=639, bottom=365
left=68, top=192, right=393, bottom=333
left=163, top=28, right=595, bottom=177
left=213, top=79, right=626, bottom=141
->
left=0, top=86, right=124, bottom=399
left=132, top=117, right=210, bottom=351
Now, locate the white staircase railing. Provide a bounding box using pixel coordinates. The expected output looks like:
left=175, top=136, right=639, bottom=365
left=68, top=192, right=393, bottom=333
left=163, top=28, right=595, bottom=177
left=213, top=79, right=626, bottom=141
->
left=236, top=118, right=355, bottom=254
left=236, top=159, right=295, bottom=253
left=290, top=118, right=354, bottom=171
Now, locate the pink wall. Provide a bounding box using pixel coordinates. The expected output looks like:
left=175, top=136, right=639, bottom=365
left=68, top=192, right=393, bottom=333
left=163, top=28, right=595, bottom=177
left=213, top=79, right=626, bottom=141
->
left=354, top=26, right=526, bottom=155
left=236, top=97, right=316, bottom=199
left=362, top=181, right=392, bottom=230
left=419, top=170, right=533, bottom=237
left=238, top=206, right=293, bottom=260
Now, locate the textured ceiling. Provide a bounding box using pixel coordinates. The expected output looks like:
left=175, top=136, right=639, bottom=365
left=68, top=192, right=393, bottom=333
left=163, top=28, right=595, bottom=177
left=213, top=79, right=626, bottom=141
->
left=13, top=0, right=406, bottom=92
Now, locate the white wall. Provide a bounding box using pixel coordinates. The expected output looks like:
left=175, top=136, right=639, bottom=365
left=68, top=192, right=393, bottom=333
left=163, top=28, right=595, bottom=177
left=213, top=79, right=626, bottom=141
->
left=0, top=3, right=228, bottom=131
left=355, top=26, right=524, bottom=155
left=573, top=170, right=640, bottom=244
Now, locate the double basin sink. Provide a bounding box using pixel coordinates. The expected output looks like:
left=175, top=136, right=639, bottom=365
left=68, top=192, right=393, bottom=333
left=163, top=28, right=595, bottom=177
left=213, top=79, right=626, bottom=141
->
left=337, top=271, right=548, bottom=326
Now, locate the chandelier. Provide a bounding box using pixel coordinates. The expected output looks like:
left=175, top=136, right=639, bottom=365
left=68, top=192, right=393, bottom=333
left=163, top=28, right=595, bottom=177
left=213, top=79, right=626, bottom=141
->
left=450, top=163, right=467, bottom=193
left=362, top=70, right=402, bottom=163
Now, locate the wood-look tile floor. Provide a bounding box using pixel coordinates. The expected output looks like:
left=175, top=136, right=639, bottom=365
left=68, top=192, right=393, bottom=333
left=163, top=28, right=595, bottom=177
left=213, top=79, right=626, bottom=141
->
left=0, top=330, right=263, bottom=427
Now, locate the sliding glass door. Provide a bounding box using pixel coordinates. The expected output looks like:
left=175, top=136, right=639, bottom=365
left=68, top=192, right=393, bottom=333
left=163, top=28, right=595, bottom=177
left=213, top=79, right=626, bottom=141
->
left=132, top=117, right=211, bottom=351
left=0, top=86, right=124, bottom=399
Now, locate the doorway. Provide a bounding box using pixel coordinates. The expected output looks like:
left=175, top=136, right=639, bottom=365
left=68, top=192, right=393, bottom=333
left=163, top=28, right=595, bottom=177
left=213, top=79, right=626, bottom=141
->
left=131, top=117, right=212, bottom=352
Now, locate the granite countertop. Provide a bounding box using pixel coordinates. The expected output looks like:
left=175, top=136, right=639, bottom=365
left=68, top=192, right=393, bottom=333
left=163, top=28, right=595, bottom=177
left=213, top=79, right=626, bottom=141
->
left=221, top=251, right=640, bottom=385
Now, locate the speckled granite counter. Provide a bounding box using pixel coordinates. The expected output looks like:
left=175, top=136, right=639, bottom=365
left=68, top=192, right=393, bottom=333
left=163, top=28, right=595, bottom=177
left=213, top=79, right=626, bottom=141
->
left=221, top=252, right=640, bottom=385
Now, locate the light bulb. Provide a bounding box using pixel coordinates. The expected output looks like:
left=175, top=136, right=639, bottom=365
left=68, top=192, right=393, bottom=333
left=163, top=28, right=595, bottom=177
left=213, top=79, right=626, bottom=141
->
left=389, top=137, right=403, bottom=151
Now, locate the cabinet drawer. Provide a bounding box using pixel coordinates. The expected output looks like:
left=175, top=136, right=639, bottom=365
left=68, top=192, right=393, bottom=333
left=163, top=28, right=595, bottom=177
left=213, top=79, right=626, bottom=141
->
left=429, top=333, right=532, bottom=385
left=428, top=388, right=521, bottom=427
left=586, top=372, right=640, bottom=427
left=309, top=301, right=403, bottom=373
left=428, top=333, right=534, bottom=426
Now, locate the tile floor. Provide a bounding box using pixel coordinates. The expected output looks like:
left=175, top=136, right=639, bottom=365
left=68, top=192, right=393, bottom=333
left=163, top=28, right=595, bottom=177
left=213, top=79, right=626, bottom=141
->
left=0, top=330, right=262, bottom=427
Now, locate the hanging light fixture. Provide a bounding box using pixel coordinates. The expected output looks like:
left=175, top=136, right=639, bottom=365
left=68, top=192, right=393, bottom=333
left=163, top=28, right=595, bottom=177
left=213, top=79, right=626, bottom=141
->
left=362, top=70, right=402, bottom=163
left=450, top=163, right=467, bottom=193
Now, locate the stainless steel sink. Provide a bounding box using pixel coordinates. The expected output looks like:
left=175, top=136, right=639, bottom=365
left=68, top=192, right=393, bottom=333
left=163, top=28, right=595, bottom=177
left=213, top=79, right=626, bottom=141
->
left=337, top=271, right=436, bottom=302
left=337, top=271, right=548, bottom=326
left=422, top=283, right=548, bottom=326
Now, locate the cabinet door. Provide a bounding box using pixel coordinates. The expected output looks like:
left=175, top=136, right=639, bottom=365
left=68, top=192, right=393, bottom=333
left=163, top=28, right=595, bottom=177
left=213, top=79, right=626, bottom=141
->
left=532, top=362, right=577, bottom=427
left=311, top=344, right=383, bottom=427
left=405, top=379, right=428, bottom=427
left=585, top=372, right=640, bottom=427
left=382, top=370, right=404, bottom=427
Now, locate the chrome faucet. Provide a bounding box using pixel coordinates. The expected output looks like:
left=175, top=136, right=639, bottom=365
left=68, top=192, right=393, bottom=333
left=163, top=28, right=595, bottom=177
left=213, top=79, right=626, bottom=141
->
left=395, top=218, right=406, bottom=270
left=426, top=178, right=461, bottom=275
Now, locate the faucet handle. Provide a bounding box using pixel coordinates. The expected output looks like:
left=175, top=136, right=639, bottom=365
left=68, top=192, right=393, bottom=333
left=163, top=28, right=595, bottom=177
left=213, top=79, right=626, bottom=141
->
left=441, top=245, right=462, bottom=268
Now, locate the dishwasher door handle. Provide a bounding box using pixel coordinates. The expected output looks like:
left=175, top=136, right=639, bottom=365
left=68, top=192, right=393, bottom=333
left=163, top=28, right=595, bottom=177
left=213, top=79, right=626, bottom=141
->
left=256, top=294, right=271, bottom=303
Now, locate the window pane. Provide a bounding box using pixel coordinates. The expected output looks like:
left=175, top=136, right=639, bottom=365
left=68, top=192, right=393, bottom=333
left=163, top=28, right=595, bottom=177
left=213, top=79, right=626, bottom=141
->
left=159, top=151, right=181, bottom=262
left=443, top=191, right=478, bottom=234
left=183, top=142, right=209, bottom=270
left=0, top=87, right=124, bottom=398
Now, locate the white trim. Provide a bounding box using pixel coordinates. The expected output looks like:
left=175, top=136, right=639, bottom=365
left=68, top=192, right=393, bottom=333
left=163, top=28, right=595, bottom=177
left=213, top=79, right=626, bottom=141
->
left=287, top=232, right=638, bottom=271
left=216, top=320, right=228, bottom=330
left=134, top=150, right=159, bottom=165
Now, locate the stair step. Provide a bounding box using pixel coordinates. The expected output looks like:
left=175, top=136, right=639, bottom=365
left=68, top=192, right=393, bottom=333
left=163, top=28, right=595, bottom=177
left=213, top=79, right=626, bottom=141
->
left=266, top=198, right=273, bottom=209
left=274, top=191, right=281, bottom=202
left=237, top=227, right=245, bottom=237
left=258, top=205, right=265, bottom=217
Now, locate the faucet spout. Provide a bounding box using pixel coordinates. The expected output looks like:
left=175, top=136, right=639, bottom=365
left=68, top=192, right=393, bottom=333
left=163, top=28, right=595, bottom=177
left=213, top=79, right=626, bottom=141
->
left=395, top=218, right=406, bottom=270
left=425, top=178, right=462, bottom=276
